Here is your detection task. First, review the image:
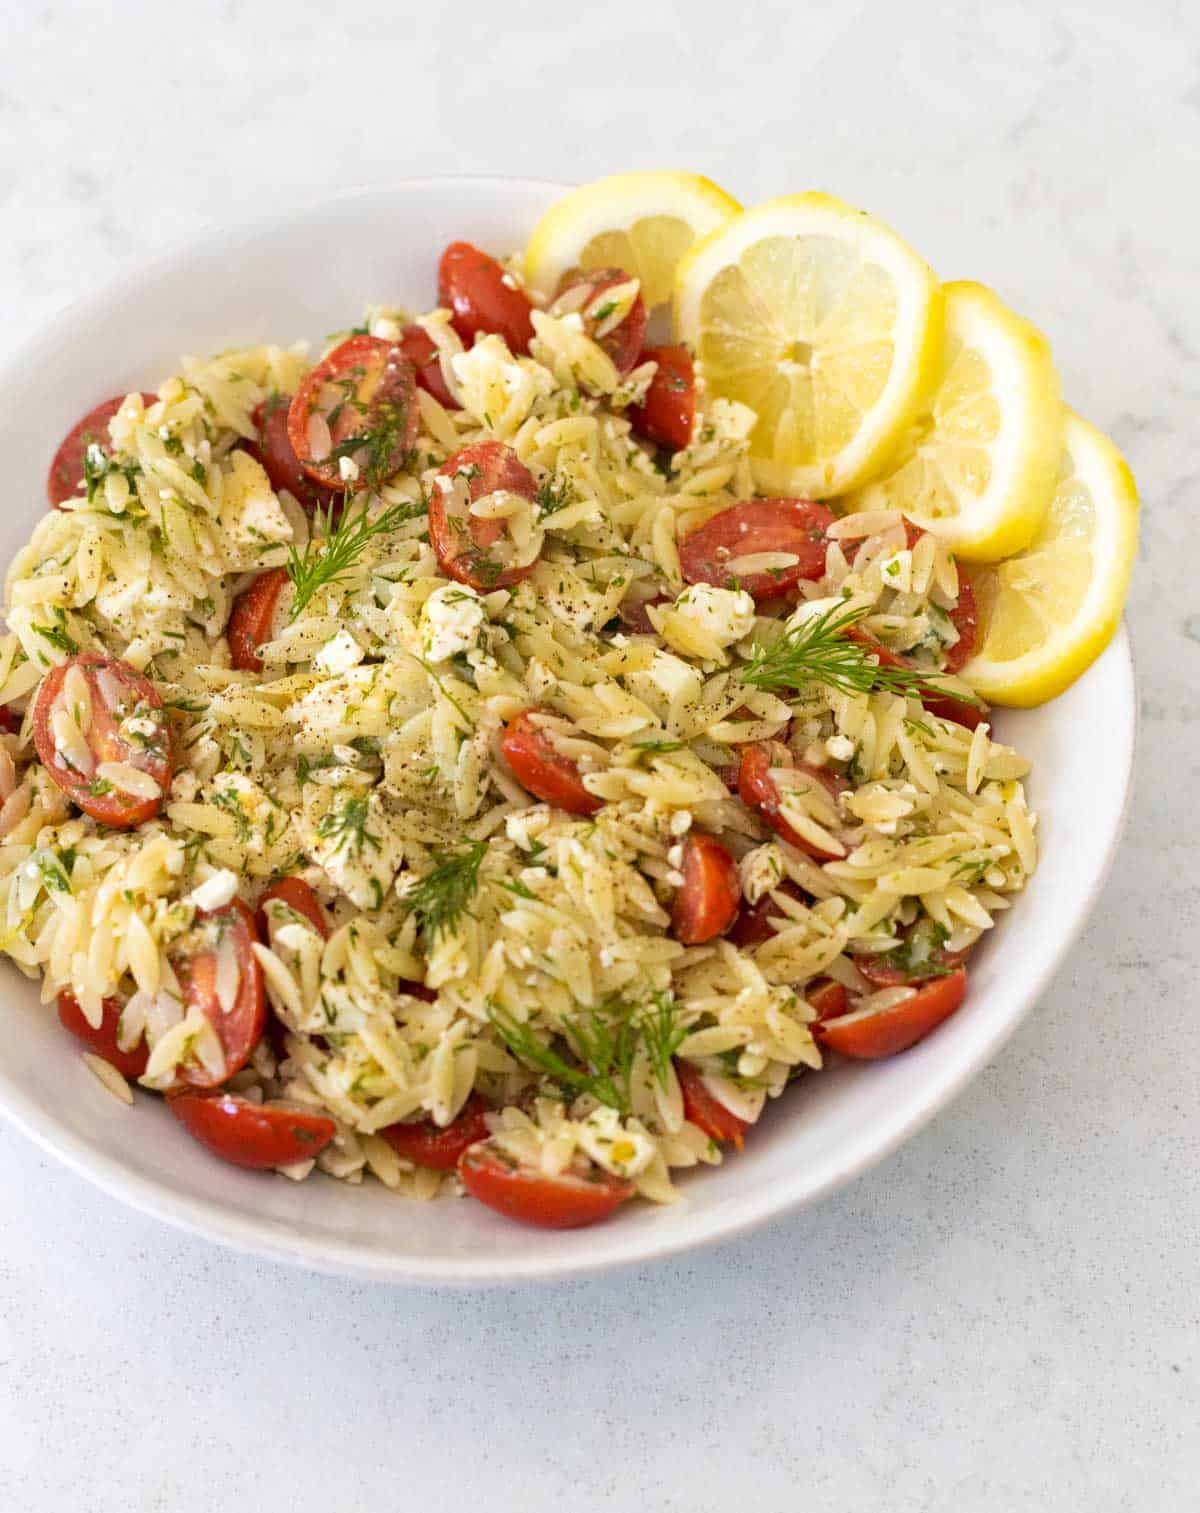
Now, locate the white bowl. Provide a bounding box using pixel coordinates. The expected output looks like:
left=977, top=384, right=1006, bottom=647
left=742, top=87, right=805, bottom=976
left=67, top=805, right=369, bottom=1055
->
left=0, top=178, right=1136, bottom=1285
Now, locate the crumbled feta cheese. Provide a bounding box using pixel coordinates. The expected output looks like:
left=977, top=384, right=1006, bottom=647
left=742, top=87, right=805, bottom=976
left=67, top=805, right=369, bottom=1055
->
left=422, top=583, right=484, bottom=663
left=313, top=630, right=364, bottom=676
left=673, top=584, right=756, bottom=648
left=338, top=456, right=360, bottom=483
left=186, top=868, right=239, bottom=912
left=369, top=316, right=402, bottom=341
left=879, top=549, right=913, bottom=592
left=825, top=734, right=856, bottom=762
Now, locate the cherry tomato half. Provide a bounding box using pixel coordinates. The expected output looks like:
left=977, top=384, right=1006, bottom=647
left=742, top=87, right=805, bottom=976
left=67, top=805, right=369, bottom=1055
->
left=47, top=393, right=157, bottom=508
left=737, top=744, right=847, bottom=861
left=728, top=879, right=808, bottom=947
left=429, top=440, right=540, bottom=591
left=679, top=498, right=836, bottom=601
left=227, top=567, right=289, bottom=673
left=458, top=1141, right=632, bottom=1228
left=381, top=1093, right=491, bottom=1172
left=854, top=918, right=971, bottom=989
left=438, top=241, right=535, bottom=355
left=58, top=991, right=148, bottom=1080
left=397, top=323, right=459, bottom=410
left=671, top=832, right=740, bottom=945
left=243, top=394, right=337, bottom=512
left=675, top=1060, right=749, bottom=1149
left=256, top=875, right=329, bottom=942
left=33, top=652, right=172, bottom=828
left=168, top=1089, right=336, bottom=1169
left=807, top=979, right=847, bottom=1023
left=554, top=266, right=647, bottom=376
left=943, top=575, right=979, bottom=675
left=0, top=705, right=21, bottom=735
left=168, top=898, right=266, bottom=1088
left=817, top=968, right=968, bottom=1060
left=287, top=334, right=418, bottom=491
left=628, top=344, right=695, bottom=452
left=846, top=628, right=985, bottom=730
left=500, top=711, right=601, bottom=815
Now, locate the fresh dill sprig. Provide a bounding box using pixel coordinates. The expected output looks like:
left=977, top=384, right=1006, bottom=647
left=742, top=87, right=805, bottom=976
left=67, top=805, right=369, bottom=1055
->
left=404, top=841, right=488, bottom=942
left=638, top=991, right=688, bottom=1088
left=738, top=599, right=984, bottom=709
left=286, top=498, right=426, bottom=621
left=490, top=993, right=686, bottom=1113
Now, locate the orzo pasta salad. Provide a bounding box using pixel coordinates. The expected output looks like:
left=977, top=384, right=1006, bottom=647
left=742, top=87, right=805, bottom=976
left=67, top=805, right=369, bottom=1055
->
left=2, top=191, right=1085, bottom=1232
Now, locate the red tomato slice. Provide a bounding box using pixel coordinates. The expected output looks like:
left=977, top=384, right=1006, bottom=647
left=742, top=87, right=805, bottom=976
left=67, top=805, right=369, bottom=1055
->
left=168, top=1089, right=336, bottom=1169
left=675, top=1060, right=749, bottom=1149
left=679, top=498, right=836, bottom=601
left=554, top=266, right=647, bottom=376
left=32, top=652, right=172, bottom=828
left=943, top=575, right=979, bottom=674
left=0, top=705, right=20, bottom=735
left=628, top=344, right=695, bottom=451
left=429, top=440, right=540, bottom=591
left=737, top=744, right=847, bottom=860
left=500, top=710, right=601, bottom=815
left=227, top=567, right=289, bottom=673
left=57, top=991, right=148, bottom=1080
left=806, top=979, right=847, bottom=1023
left=458, top=1141, right=632, bottom=1228
left=47, top=393, right=157, bottom=508
left=287, top=334, right=418, bottom=491
left=438, top=241, right=535, bottom=355
left=380, top=1094, right=491, bottom=1172
left=728, top=879, right=807, bottom=947
left=854, top=916, right=971, bottom=988
left=256, top=875, right=329, bottom=942
left=817, top=968, right=968, bottom=1059
left=397, top=323, right=459, bottom=410
left=168, top=898, right=266, bottom=1087
left=671, top=832, right=740, bottom=945
left=243, top=394, right=337, bottom=512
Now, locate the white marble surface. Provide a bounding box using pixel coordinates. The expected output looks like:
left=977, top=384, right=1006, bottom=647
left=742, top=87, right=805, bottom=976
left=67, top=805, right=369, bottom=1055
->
left=0, top=1, right=1196, bottom=1507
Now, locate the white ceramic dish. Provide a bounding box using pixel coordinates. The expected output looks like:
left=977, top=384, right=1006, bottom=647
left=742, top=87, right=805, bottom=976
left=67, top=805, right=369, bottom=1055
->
left=0, top=177, right=1135, bottom=1285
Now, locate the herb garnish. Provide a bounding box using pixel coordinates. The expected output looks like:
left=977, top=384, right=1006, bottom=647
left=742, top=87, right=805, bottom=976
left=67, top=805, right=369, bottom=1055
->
left=738, top=599, right=984, bottom=708
left=285, top=498, right=427, bottom=621
left=403, top=841, right=488, bottom=941
left=490, top=991, right=685, bottom=1115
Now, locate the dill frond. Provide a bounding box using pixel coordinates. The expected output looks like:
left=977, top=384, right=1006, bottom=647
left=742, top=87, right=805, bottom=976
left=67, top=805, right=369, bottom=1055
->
left=404, top=841, right=488, bottom=941
left=286, top=497, right=426, bottom=621
left=738, top=599, right=983, bottom=708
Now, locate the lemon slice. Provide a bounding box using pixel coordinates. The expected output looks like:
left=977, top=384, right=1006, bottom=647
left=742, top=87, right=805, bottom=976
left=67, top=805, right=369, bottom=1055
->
left=523, top=171, right=741, bottom=309
left=673, top=192, right=943, bottom=498
left=847, top=280, right=1062, bottom=560
left=961, top=410, right=1138, bottom=705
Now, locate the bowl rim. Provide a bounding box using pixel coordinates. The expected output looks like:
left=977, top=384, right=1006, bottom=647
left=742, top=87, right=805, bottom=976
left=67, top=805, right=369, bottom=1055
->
left=0, top=177, right=1139, bottom=1286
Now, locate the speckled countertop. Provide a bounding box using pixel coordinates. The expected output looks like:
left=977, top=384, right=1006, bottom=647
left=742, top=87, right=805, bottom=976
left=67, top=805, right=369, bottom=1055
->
left=0, top=2, right=1196, bottom=1509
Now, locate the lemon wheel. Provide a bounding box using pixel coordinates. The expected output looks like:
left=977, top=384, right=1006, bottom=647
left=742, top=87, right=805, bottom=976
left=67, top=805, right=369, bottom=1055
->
left=523, top=171, right=741, bottom=309
left=961, top=410, right=1138, bottom=705
left=673, top=192, right=943, bottom=498
left=847, top=280, right=1063, bottom=560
